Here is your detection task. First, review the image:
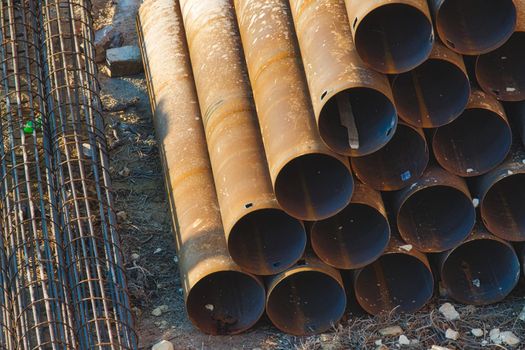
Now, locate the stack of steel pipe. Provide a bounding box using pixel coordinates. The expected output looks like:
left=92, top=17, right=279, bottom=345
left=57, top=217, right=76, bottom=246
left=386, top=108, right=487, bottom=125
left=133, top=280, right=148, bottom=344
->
left=138, top=0, right=525, bottom=336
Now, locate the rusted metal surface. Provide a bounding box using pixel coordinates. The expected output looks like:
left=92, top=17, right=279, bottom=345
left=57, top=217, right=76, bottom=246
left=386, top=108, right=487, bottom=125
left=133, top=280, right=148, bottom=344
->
left=429, top=0, right=517, bottom=55
left=353, top=235, right=434, bottom=315
left=137, top=0, right=265, bottom=335
left=345, top=0, right=434, bottom=74
left=310, top=182, right=390, bottom=269
left=233, top=0, right=353, bottom=221
left=179, top=0, right=305, bottom=275
left=289, top=0, right=397, bottom=157
left=391, top=41, right=470, bottom=128
left=432, top=89, right=512, bottom=177
left=351, top=122, right=428, bottom=191
left=265, top=255, right=346, bottom=335
left=391, top=165, right=476, bottom=253
left=438, top=225, right=520, bottom=305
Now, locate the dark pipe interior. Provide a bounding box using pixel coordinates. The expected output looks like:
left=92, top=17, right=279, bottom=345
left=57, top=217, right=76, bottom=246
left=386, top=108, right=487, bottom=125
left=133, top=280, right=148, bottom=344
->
left=311, top=203, right=390, bottom=269
left=353, top=4, right=433, bottom=73
left=482, top=173, right=525, bottom=241
left=433, top=108, right=512, bottom=176
left=187, top=271, right=265, bottom=335
left=436, top=0, right=516, bottom=54
left=398, top=185, right=475, bottom=252
left=354, top=253, right=434, bottom=315
left=351, top=124, right=428, bottom=191
left=319, top=88, right=397, bottom=156
left=442, top=239, right=520, bottom=305
left=392, top=59, right=470, bottom=127
left=275, top=153, right=353, bottom=220
left=228, top=209, right=306, bottom=275
left=477, top=32, right=525, bottom=102
left=266, top=270, right=346, bottom=335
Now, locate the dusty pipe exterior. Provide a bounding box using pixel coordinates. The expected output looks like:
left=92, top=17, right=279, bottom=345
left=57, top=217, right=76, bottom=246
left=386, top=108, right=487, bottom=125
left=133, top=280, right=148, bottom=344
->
left=345, top=0, right=434, bottom=74
left=391, top=41, right=470, bottom=128
left=476, top=4, right=525, bottom=101
left=311, top=182, right=390, bottom=269
left=137, top=0, right=265, bottom=335
left=233, top=0, right=354, bottom=220
left=353, top=236, right=434, bottom=315
left=351, top=122, right=429, bottom=191
left=391, top=165, right=476, bottom=252
left=289, top=0, right=398, bottom=157
left=432, top=89, right=513, bottom=177
left=265, top=255, right=346, bottom=335
left=438, top=226, right=520, bottom=305
left=429, top=0, right=517, bottom=55
left=179, top=0, right=306, bottom=275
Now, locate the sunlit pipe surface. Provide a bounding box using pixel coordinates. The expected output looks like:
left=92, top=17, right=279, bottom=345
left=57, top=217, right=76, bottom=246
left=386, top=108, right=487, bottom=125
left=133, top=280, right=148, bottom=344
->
left=137, top=0, right=265, bottom=335
left=289, top=0, right=398, bottom=157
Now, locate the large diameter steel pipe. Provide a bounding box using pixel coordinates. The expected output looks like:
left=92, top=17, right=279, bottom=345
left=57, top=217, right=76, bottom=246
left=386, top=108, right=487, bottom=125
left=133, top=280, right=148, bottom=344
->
left=432, top=89, right=512, bottom=177
left=179, top=0, right=306, bottom=275
left=391, top=42, right=470, bottom=128
left=351, top=122, right=429, bottom=191
left=289, top=0, right=398, bottom=157
left=391, top=165, right=476, bottom=252
left=429, top=0, right=517, bottom=55
left=353, top=237, right=434, bottom=315
left=438, top=226, right=520, bottom=305
left=266, top=256, right=346, bottom=335
left=311, top=182, right=390, bottom=269
left=137, top=0, right=265, bottom=334
left=233, top=0, right=353, bottom=220
left=345, top=0, right=434, bottom=74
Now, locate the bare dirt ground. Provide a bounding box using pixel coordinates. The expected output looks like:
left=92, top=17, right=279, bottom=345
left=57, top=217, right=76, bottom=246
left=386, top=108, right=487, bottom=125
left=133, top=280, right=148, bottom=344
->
left=94, top=1, right=525, bottom=349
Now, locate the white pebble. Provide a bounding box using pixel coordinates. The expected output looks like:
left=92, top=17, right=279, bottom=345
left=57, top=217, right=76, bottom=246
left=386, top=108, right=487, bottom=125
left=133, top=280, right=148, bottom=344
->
left=472, top=198, right=479, bottom=208
left=431, top=346, right=452, bottom=350
left=154, top=248, right=162, bottom=254
left=490, top=328, right=501, bottom=344
left=445, top=328, right=459, bottom=340
left=375, top=339, right=382, bottom=346
left=399, top=245, right=413, bottom=252
left=152, top=340, right=174, bottom=350
left=398, top=335, right=410, bottom=346
left=501, top=331, right=520, bottom=347
left=379, top=326, right=403, bottom=336
left=439, top=303, right=460, bottom=321
left=471, top=328, right=484, bottom=337
left=130, top=253, right=140, bottom=261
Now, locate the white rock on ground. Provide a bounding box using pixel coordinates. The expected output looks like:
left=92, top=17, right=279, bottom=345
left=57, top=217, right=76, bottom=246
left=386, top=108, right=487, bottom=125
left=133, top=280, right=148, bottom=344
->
left=430, top=346, right=452, bottom=350
left=519, top=305, right=525, bottom=321
left=439, top=303, right=460, bottom=321
left=500, top=331, right=520, bottom=347
left=151, top=305, right=169, bottom=317
left=379, top=326, right=403, bottom=336
left=106, top=45, right=143, bottom=77
left=398, top=335, right=410, bottom=346
left=445, top=328, right=459, bottom=340
left=489, top=329, right=501, bottom=344
left=152, top=340, right=174, bottom=350
left=471, top=328, right=484, bottom=337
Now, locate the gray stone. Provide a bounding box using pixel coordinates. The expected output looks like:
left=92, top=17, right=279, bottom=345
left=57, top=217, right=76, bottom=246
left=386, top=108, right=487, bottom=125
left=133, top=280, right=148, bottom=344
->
left=106, top=45, right=143, bottom=77
left=95, top=25, right=124, bottom=63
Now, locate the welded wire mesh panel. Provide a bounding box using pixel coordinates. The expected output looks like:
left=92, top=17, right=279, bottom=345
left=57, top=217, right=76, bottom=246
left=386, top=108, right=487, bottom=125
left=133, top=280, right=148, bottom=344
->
left=39, top=0, right=137, bottom=348
left=0, top=0, right=77, bottom=348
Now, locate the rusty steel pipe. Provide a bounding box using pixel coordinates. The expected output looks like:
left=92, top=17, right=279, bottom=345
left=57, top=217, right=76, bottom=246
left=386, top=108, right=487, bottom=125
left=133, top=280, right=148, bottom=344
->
left=345, top=0, right=434, bottom=74
left=438, top=226, right=520, bottom=305
left=432, top=89, right=513, bottom=177
left=391, top=41, right=470, bottom=128
left=179, top=0, right=306, bottom=275
left=233, top=0, right=354, bottom=221
left=351, top=122, right=429, bottom=191
left=353, top=236, right=434, bottom=315
left=429, top=0, right=517, bottom=55
left=265, top=255, right=346, bottom=335
left=289, top=0, right=398, bottom=157
left=137, top=0, right=265, bottom=335
left=310, top=182, right=390, bottom=269
left=391, top=165, right=476, bottom=252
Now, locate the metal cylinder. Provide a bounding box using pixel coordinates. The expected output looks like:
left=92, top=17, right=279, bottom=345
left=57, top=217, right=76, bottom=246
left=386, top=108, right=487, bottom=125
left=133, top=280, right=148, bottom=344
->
left=391, top=165, right=476, bottom=252
left=233, top=0, right=354, bottom=221
left=137, top=0, right=265, bottom=335
left=310, top=182, right=390, bottom=269
left=289, top=0, right=398, bottom=157
left=179, top=0, right=306, bottom=275
left=429, top=0, right=517, bottom=55
left=391, top=41, right=470, bottom=128
left=438, top=226, right=520, bottom=305
left=432, top=89, right=513, bottom=177
left=265, top=255, right=346, bottom=335
left=353, top=236, right=434, bottom=315
left=351, top=122, right=429, bottom=191
left=476, top=4, right=525, bottom=101
left=345, top=0, right=434, bottom=74
left=506, top=101, right=525, bottom=146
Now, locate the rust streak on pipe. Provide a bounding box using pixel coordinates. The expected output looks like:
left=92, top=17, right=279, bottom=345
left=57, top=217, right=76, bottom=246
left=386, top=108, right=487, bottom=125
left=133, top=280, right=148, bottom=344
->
left=289, top=0, right=398, bottom=157
left=233, top=0, right=354, bottom=221
left=179, top=0, right=306, bottom=275
left=137, top=0, right=265, bottom=335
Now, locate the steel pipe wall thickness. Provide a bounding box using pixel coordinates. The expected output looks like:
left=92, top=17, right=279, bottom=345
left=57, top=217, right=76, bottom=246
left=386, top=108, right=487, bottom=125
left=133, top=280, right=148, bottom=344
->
left=137, top=0, right=265, bottom=335
left=289, top=0, right=398, bottom=157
